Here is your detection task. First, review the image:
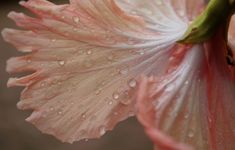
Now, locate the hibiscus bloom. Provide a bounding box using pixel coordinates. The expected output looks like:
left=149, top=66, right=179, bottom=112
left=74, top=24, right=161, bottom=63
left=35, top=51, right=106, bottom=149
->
left=2, top=0, right=235, bottom=149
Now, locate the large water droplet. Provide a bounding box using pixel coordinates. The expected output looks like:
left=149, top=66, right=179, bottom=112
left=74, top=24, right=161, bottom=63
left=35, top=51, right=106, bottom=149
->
left=120, top=91, right=132, bottom=105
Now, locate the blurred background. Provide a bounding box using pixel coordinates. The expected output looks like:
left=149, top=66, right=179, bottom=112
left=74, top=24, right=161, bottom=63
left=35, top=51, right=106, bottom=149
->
left=0, top=0, right=153, bottom=150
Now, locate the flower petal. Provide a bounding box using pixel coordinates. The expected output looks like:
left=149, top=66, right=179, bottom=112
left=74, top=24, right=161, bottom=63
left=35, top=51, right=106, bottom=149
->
left=2, top=0, right=193, bottom=143
left=136, top=29, right=235, bottom=149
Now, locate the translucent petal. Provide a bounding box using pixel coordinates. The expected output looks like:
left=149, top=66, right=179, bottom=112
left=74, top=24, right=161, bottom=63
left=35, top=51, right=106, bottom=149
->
left=2, top=0, right=194, bottom=143
left=136, top=30, right=235, bottom=149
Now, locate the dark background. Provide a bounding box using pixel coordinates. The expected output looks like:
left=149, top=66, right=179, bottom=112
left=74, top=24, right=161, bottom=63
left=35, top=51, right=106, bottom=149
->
left=0, top=0, right=152, bottom=150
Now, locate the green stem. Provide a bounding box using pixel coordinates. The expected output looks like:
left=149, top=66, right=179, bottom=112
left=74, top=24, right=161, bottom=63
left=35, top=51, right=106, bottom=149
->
left=179, top=0, right=234, bottom=44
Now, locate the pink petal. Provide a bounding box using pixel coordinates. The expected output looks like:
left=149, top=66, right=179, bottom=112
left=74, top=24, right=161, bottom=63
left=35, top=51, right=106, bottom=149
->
left=136, top=28, right=235, bottom=149
left=1, top=0, right=198, bottom=143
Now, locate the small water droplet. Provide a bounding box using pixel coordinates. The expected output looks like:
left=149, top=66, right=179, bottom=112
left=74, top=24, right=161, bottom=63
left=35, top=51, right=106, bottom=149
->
left=119, top=66, right=129, bottom=75
left=58, top=60, right=65, bottom=66
left=130, top=10, right=137, bottom=15
left=85, top=139, right=89, bottom=142
left=58, top=110, right=63, bottom=115
left=40, top=82, right=46, bottom=87
left=49, top=106, right=54, bottom=111
left=128, top=111, right=135, bottom=116
left=99, top=126, right=106, bottom=136
left=188, top=130, right=194, bottom=138
left=27, top=59, right=31, bottom=63
left=81, top=113, right=86, bottom=119
left=108, top=100, right=113, bottom=105
left=51, top=39, right=56, bottom=42
left=86, top=50, right=92, bottom=55
left=139, top=51, right=145, bottom=55
left=107, top=54, right=114, bottom=61
left=128, top=78, right=137, bottom=88
left=185, top=80, right=189, bottom=85
left=112, top=92, right=119, bottom=100
left=184, top=113, right=189, bottom=119
left=73, top=16, right=80, bottom=23
left=73, top=28, right=78, bottom=32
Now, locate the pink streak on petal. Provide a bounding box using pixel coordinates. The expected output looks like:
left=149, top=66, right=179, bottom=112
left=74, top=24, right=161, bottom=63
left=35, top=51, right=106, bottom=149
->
left=136, top=76, right=193, bottom=150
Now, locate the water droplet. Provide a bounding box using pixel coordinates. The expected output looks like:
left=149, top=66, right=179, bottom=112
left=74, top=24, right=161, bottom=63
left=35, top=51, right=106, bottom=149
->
left=128, top=111, right=135, bottom=116
left=73, top=16, right=80, bottom=24
left=112, top=92, right=119, bottom=100
left=119, top=66, right=129, bottom=75
left=108, top=100, right=113, bottom=105
left=58, top=60, right=65, bottom=66
left=58, top=110, right=63, bottom=115
left=73, top=28, right=78, bottom=32
left=40, top=82, right=46, bottom=87
left=188, top=130, right=194, bottom=138
left=85, top=139, right=89, bottom=142
left=81, top=113, right=86, bottom=119
left=185, top=80, right=189, bottom=85
left=128, top=78, right=137, bottom=88
left=130, top=10, right=137, bottom=15
left=107, top=54, right=114, bottom=61
left=95, top=89, right=102, bottom=95
left=51, top=39, right=56, bottom=42
left=49, top=106, right=54, bottom=111
left=86, top=50, right=92, bottom=55
left=27, top=59, right=31, bottom=63
left=139, top=51, right=145, bottom=55
left=99, top=126, right=106, bottom=136
left=184, top=113, right=189, bottom=119
left=120, top=91, right=132, bottom=105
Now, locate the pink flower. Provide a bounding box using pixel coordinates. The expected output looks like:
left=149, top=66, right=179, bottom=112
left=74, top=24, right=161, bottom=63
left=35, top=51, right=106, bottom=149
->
left=2, top=0, right=235, bottom=149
